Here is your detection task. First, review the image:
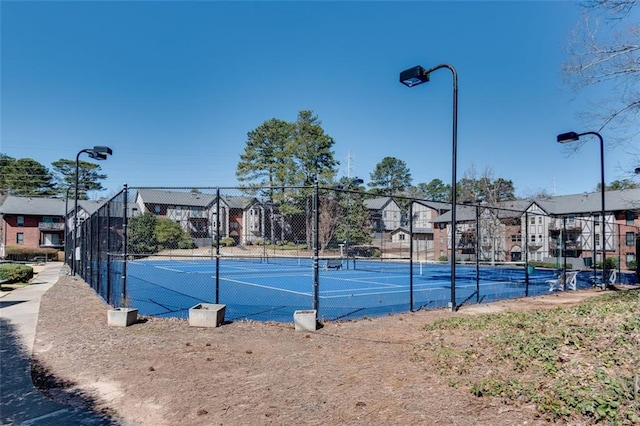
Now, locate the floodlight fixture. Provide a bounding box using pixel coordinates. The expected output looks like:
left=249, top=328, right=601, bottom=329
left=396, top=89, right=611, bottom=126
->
left=72, top=145, right=113, bottom=275
left=556, top=130, right=607, bottom=288
left=399, top=62, right=458, bottom=311
left=557, top=132, right=580, bottom=143
left=399, top=65, right=430, bottom=87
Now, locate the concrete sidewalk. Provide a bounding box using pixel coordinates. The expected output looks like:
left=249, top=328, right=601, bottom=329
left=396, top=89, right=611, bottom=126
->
left=0, top=263, right=119, bottom=425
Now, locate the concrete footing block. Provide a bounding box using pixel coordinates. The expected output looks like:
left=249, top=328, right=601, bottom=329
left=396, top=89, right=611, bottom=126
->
left=107, top=308, right=138, bottom=327
left=294, top=310, right=317, bottom=331
left=189, top=303, right=226, bottom=327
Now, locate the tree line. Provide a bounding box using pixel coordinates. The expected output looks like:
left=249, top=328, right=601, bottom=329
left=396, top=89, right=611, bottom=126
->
left=0, top=154, right=107, bottom=200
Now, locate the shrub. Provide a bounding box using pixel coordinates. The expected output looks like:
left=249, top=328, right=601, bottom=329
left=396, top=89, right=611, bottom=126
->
left=530, top=261, right=573, bottom=270
left=220, top=237, right=236, bottom=247
left=4, top=246, right=58, bottom=262
left=0, top=264, right=34, bottom=284
left=596, top=257, right=618, bottom=270
left=439, top=255, right=448, bottom=262
left=178, top=239, right=196, bottom=249
left=627, top=260, right=636, bottom=270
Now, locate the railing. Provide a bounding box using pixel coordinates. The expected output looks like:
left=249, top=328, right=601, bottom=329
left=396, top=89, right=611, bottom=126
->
left=39, top=222, right=64, bottom=231
left=549, top=219, right=584, bottom=231
left=549, top=241, right=583, bottom=250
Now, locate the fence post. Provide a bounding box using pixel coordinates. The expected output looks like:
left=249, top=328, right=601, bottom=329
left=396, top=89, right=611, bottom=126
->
left=524, top=211, right=529, bottom=297
left=121, top=184, right=128, bottom=308
left=313, top=177, right=319, bottom=312
left=617, top=223, right=621, bottom=282
left=562, top=216, right=568, bottom=290
left=106, top=201, right=112, bottom=305
left=215, top=187, right=220, bottom=304
left=409, top=202, right=414, bottom=311
left=475, top=204, right=480, bottom=302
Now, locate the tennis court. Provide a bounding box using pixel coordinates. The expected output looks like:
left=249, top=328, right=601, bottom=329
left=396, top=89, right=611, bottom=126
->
left=118, top=256, right=633, bottom=322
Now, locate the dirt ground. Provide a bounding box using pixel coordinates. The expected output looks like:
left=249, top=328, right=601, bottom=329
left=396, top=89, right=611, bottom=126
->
left=30, top=271, right=611, bottom=426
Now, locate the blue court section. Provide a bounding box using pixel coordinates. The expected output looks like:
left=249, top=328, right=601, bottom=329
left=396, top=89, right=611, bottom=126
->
left=122, top=258, right=638, bottom=322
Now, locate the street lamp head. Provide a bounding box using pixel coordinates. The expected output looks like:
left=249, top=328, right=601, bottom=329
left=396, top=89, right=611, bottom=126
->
left=93, top=146, right=113, bottom=155
left=86, top=146, right=113, bottom=160
left=399, top=65, right=430, bottom=87
left=557, top=131, right=580, bottom=144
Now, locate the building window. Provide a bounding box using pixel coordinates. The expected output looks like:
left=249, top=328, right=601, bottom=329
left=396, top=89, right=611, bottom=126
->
left=43, top=233, right=61, bottom=246
left=626, top=232, right=635, bottom=246
left=17, top=216, right=24, bottom=227
left=595, top=234, right=600, bottom=246
left=398, top=234, right=405, bottom=241
left=154, top=205, right=161, bottom=214
left=538, top=217, right=543, bottom=224
left=594, top=214, right=600, bottom=226
left=17, top=233, right=24, bottom=244
left=530, top=217, right=535, bottom=225
left=626, top=211, right=635, bottom=226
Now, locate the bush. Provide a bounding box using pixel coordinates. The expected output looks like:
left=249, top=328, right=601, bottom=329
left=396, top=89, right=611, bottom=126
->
left=4, top=246, right=58, bottom=262
left=0, top=264, right=34, bottom=284
left=530, top=261, right=573, bottom=270
left=628, top=260, right=637, bottom=270
left=220, top=237, right=236, bottom=247
left=178, top=239, right=196, bottom=249
left=438, top=255, right=448, bottom=262
left=596, top=257, right=618, bottom=270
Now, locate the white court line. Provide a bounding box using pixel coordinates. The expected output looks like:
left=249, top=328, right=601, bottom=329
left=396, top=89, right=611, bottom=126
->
left=219, top=277, right=313, bottom=297
left=321, top=288, right=418, bottom=299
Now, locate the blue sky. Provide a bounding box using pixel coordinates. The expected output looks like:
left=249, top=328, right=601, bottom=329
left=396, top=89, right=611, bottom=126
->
left=1, top=1, right=634, bottom=199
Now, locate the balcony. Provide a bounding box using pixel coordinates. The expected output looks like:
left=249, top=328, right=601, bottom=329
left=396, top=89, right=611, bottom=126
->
left=527, top=241, right=543, bottom=250
left=549, top=219, right=583, bottom=231
left=39, top=222, right=64, bottom=231
left=549, top=241, right=583, bottom=251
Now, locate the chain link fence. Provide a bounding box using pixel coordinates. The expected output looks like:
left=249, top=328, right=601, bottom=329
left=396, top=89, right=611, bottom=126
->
left=70, top=185, right=639, bottom=322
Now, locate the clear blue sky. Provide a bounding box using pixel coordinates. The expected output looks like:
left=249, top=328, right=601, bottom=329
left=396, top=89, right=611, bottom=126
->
left=1, top=1, right=632, bottom=199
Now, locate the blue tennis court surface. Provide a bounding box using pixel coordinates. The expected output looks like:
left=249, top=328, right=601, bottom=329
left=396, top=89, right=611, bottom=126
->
left=120, top=258, right=638, bottom=322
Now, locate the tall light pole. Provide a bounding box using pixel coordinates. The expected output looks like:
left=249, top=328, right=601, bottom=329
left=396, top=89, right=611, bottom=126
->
left=557, top=131, right=606, bottom=289
left=72, top=146, right=113, bottom=275
left=400, top=64, right=458, bottom=311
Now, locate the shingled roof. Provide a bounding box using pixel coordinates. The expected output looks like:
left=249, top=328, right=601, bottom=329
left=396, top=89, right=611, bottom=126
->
left=0, top=196, right=68, bottom=216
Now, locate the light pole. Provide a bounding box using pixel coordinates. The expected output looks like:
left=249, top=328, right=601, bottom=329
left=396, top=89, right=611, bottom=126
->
left=72, top=146, right=113, bottom=275
left=64, top=186, right=71, bottom=267
left=400, top=64, right=458, bottom=311
left=557, top=131, right=606, bottom=289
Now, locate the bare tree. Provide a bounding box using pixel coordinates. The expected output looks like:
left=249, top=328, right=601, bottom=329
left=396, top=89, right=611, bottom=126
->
left=564, top=0, right=639, bottom=150
left=317, top=192, right=341, bottom=253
